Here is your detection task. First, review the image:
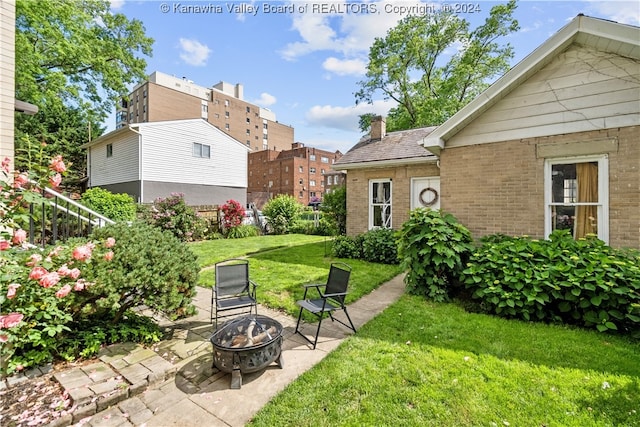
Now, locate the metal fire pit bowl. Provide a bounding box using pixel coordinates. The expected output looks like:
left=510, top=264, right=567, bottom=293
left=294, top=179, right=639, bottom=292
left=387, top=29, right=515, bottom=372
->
left=210, top=314, right=284, bottom=389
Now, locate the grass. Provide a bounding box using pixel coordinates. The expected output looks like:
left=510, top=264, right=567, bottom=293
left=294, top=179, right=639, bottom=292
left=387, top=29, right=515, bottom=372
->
left=189, top=234, right=404, bottom=317
left=250, top=295, right=640, bottom=426
left=190, top=234, right=640, bottom=425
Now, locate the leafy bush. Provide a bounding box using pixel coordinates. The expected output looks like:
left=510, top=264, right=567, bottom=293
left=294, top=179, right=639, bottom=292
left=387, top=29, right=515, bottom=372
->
left=220, top=199, right=244, bottom=232
left=290, top=216, right=335, bottom=236
left=88, top=221, right=199, bottom=321
left=262, top=195, right=304, bottom=235
left=226, top=224, right=260, bottom=239
left=463, top=230, right=640, bottom=336
left=332, top=235, right=363, bottom=259
left=361, top=228, right=399, bottom=264
left=321, top=185, right=346, bottom=235
left=142, top=193, right=206, bottom=241
left=80, top=187, right=136, bottom=222
left=397, top=208, right=474, bottom=301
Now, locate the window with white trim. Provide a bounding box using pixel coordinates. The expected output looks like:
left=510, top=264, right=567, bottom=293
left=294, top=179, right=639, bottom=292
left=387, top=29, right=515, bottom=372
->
left=369, top=179, right=392, bottom=229
left=192, top=142, right=210, bottom=158
left=545, top=155, right=608, bottom=243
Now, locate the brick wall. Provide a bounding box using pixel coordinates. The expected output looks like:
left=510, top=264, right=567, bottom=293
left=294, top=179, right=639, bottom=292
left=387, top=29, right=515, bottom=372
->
left=345, top=163, right=440, bottom=236
left=440, top=126, right=639, bottom=249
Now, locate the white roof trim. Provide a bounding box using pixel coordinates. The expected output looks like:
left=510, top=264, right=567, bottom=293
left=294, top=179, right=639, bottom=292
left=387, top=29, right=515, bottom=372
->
left=333, top=156, right=437, bottom=171
left=422, top=15, right=640, bottom=151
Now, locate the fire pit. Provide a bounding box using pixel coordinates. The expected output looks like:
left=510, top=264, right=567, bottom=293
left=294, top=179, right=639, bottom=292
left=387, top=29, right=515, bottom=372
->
left=210, top=314, right=284, bottom=389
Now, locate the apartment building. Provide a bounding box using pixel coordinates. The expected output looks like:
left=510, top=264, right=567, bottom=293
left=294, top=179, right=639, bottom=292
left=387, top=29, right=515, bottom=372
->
left=116, top=71, right=293, bottom=152
left=248, top=143, right=343, bottom=208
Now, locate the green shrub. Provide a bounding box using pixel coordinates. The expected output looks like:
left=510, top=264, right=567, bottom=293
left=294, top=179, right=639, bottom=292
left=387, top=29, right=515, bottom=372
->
left=397, top=208, right=474, bottom=301
left=463, top=230, right=640, bottom=336
left=290, top=217, right=335, bottom=236
left=332, top=235, right=363, bottom=259
left=80, top=187, right=136, bottom=222
left=321, top=186, right=346, bottom=235
left=87, top=221, right=199, bottom=321
left=262, top=195, right=304, bottom=235
left=361, top=228, right=399, bottom=264
left=141, top=193, right=207, bottom=241
left=226, top=224, right=260, bottom=239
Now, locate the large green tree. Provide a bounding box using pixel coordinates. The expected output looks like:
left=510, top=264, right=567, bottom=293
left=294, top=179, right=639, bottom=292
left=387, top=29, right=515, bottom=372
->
left=14, top=0, right=153, bottom=179
left=356, top=0, right=519, bottom=132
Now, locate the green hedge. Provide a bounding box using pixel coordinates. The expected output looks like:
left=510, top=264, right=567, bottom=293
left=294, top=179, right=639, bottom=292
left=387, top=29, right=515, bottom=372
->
left=462, top=230, right=640, bottom=336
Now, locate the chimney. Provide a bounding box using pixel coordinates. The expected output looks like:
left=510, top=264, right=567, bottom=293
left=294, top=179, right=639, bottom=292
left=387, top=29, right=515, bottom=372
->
left=370, top=116, right=386, bottom=141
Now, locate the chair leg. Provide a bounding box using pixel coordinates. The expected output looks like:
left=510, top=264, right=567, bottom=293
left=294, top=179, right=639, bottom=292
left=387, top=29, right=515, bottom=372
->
left=343, top=308, right=357, bottom=333
left=312, top=314, right=325, bottom=349
left=295, top=306, right=304, bottom=334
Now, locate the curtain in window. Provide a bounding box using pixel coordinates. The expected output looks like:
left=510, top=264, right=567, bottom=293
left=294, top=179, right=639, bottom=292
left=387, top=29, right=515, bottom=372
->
left=574, top=162, right=598, bottom=239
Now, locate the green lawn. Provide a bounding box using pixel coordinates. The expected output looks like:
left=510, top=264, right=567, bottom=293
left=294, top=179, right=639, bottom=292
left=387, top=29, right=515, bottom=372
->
left=191, top=235, right=640, bottom=426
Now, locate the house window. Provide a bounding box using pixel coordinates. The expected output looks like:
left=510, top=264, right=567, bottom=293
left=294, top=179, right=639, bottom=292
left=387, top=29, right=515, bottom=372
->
left=106, top=144, right=113, bottom=158
left=192, top=142, right=211, bottom=158
left=321, top=156, right=329, bottom=163
left=369, top=179, right=392, bottom=229
left=545, top=155, right=608, bottom=243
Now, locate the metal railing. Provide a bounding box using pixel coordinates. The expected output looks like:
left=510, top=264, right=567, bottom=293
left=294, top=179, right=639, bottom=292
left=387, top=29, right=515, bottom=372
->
left=28, top=184, right=115, bottom=247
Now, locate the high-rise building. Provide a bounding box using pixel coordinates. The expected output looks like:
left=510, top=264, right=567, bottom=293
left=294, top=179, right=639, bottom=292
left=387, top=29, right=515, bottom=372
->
left=116, top=71, right=294, bottom=152
left=247, top=142, right=343, bottom=208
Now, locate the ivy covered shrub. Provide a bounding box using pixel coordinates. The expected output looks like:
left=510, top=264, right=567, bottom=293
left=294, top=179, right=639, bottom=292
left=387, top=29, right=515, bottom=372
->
left=88, top=221, right=199, bottom=321
left=141, top=193, right=206, bottom=241
left=80, top=187, right=136, bottom=222
left=262, top=195, right=303, bottom=235
left=397, top=208, right=474, bottom=301
left=361, top=228, right=399, bottom=264
left=463, top=230, right=640, bottom=336
left=332, top=235, right=363, bottom=259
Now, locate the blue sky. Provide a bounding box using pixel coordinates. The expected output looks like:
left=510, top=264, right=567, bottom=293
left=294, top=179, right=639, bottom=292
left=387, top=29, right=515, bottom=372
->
left=106, top=0, right=640, bottom=153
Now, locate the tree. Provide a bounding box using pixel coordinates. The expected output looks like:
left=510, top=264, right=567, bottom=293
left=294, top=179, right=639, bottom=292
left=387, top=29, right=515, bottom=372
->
left=14, top=0, right=153, bottom=175
left=262, top=195, right=304, bottom=235
left=355, top=1, right=519, bottom=132
left=321, top=185, right=347, bottom=235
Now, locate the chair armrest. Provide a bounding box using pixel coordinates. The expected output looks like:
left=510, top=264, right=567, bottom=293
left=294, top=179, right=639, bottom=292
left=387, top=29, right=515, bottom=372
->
left=323, top=292, right=347, bottom=298
left=301, top=283, right=325, bottom=299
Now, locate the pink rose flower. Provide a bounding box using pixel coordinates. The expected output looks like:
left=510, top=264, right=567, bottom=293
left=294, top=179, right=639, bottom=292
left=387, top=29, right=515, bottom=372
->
left=0, top=312, right=24, bottom=329
left=104, top=251, right=114, bottom=261
left=49, top=173, right=62, bottom=188
left=29, top=266, right=48, bottom=280
left=7, top=283, right=20, bottom=299
left=74, top=280, right=86, bottom=291
left=0, top=239, right=9, bottom=251
left=1, top=156, right=10, bottom=173
left=49, top=155, right=67, bottom=173
left=58, top=265, right=71, bottom=276
left=26, top=253, right=43, bottom=266
left=39, top=272, right=61, bottom=288
left=55, top=284, right=72, bottom=298
left=12, top=228, right=27, bottom=244
left=13, top=173, right=28, bottom=189
left=105, top=237, right=116, bottom=248
left=72, top=244, right=92, bottom=261
left=68, top=268, right=81, bottom=279
left=48, top=246, right=64, bottom=257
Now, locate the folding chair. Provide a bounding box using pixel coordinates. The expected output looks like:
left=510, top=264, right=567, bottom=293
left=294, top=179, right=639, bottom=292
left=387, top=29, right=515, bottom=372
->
left=294, top=262, right=356, bottom=349
left=211, top=259, right=258, bottom=329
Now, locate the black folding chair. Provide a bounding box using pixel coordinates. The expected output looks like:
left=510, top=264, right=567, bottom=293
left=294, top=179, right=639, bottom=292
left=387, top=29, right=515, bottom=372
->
left=211, top=259, right=258, bottom=329
left=294, top=262, right=356, bottom=349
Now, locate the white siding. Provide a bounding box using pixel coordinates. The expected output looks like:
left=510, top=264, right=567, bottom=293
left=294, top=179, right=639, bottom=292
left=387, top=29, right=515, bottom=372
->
left=0, top=1, right=15, bottom=170
left=449, top=45, right=640, bottom=147
left=139, top=120, right=248, bottom=188
left=89, top=131, right=140, bottom=186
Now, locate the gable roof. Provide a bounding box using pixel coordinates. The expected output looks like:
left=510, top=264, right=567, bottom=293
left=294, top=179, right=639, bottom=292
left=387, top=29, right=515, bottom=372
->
left=334, top=126, right=438, bottom=170
left=423, top=15, right=640, bottom=154
left=82, top=118, right=250, bottom=151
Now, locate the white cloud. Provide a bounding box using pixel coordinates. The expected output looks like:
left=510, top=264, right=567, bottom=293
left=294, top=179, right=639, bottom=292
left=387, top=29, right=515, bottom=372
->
left=322, top=57, right=367, bottom=76
left=252, top=93, right=277, bottom=107
left=109, top=0, right=125, bottom=10
left=305, top=99, right=396, bottom=132
left=178, top=38, right=211, bottom=67
left=585, top=1, right=640, bottom=25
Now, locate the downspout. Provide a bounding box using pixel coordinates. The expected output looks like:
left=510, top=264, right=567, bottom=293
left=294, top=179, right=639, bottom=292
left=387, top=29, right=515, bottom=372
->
left=128, top=126, right=143, bottom=203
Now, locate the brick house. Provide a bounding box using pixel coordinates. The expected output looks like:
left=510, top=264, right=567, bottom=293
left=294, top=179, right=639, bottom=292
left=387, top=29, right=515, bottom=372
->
left=337, top=15, right=639, bottom=249
left=247, top=143, right=343, bottom=208
left=333, top=118, right=440, bottom=236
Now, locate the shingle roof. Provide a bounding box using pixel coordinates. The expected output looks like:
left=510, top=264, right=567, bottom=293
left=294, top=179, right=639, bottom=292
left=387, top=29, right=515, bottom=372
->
left=335, top=126, right=438, bottom=167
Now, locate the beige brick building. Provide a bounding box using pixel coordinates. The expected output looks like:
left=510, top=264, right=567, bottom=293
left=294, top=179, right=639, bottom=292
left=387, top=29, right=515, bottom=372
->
left=248, top=142, right=343, bottom=208
left=117, top=71, right=294, bottom=152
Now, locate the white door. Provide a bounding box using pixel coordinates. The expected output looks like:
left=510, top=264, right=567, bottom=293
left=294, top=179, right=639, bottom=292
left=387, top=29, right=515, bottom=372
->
left=411, top=177, right=440, bottom=210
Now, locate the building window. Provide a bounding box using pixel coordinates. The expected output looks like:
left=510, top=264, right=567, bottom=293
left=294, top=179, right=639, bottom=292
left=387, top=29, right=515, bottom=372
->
left=310, top=180, right=316, bottom=187
left=285, top=166, right=289, bottom=172
left=321, top=169, right=325, bottom=174
left=545, top=155, right=608, bottom=243
left=246, top=106, right=250, bottom=113
left=299, top=191, right=303, bottom=198
left=224, top=99, right=229, bottom=107
left=310, top=154, right=316, bottom=161
left=225, top=111, right=230, bottom=118
left=321, top=156, right=329, bottom=163
left=106, top=144, right=113, bottom=158
left=192, top=142, right=211, bottom=158
left=143, top=89, right=147, bottom=98
left=246, top=129, right=251, bottom=135
left=299, top=178, right=303, bottom=185
left=299, top=166, right=303, bottom=172
left=310, top=167, right=316, bottom=173
left=246, top=118, right=250, bottom=123
left=225, top=123, right=230, bottom=131
left=263, top=123, right=268, bottom=129
left=369, top=179, right=392, bottom=229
